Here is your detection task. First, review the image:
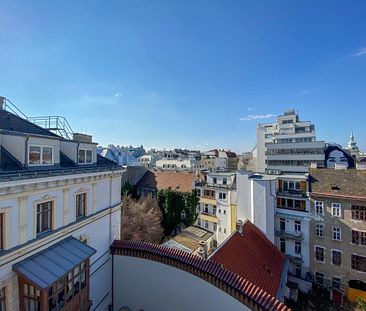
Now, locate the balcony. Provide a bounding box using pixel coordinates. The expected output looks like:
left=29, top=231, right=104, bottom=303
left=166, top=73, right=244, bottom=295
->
left=200, top=197, right=216, bottom=205
left=277, top=190, right=307, bottom=199
left=205, top=183, right=236, bottom=190
left=276, top=230, right=303, bottom=240
left=200, top=212, right=218, bottom=223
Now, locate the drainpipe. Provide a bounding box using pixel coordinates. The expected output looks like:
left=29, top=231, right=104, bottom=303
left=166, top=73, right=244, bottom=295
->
left=24, top=135, right=30, bottom=167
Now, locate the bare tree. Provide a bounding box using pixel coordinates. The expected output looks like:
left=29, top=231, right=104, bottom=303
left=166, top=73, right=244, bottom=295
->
left=121, top=194, right=164, bottom=244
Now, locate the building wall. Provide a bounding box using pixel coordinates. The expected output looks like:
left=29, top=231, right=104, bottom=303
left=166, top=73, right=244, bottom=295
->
left=0, top=171, right=122, bottom=311
left=309, top=196, right=366, bottom=296
left=113, top=256, right=250, bottom=311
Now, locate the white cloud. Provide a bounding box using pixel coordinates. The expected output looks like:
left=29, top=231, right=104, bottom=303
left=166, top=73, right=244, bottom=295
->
left=301, top=89, right=310, bottom=95
left=248, top=107, right=253, bottom=111
left=240, top=114, right=276, bottom=121
left=115, top=92, right=122, bottom=97
left=351, top=47, right=366, bottom=57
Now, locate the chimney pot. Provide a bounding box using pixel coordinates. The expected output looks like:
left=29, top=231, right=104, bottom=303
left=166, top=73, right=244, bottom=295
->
left=236, top=220, right=243, bottom=236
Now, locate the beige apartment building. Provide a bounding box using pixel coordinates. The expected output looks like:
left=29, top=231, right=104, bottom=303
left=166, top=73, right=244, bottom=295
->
left=309, top=166, right=366, bottom=304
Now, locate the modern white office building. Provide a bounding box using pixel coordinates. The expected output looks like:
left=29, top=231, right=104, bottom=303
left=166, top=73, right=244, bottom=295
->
left=0, top=103, right=123, bottom=311
left=255, top=109, right=325, bottom=173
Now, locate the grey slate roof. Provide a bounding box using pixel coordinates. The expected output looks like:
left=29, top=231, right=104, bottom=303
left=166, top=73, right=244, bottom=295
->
left=13, top=236, right=96, bottom=289
left=0, top=109, right=60, bottom=137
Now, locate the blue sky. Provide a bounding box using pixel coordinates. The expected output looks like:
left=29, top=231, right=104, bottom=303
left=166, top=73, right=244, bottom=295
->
left=1, top=1, right=365, bottom=152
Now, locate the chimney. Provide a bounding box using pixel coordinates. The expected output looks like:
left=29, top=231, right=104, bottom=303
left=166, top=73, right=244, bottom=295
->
left=236, top=220, right=243, bottom=236
left=197, top=240, right=207, bottom=259
left=0, top=96, right=5, bottom=110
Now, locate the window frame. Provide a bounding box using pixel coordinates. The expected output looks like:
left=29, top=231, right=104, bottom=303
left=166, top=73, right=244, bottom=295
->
left=351, top=254, right=366, bottom=273
left=331, top=249, right=342, bottom=266
left=315, top=201, right=324, bottom=215
left=294, top=220, right=301, bottom=232
left=295, top=241, right=302, bottom=255
left=36, top=201, right=53, bottom=235
left=316, top=223, right=324, bottom=238
left=331, top=203, right=342, bottom=218
left=351, top=205, right=366, bottom=220
left=332, top=227, right=342, bottom=241
left=76, top=193, right=87, bottom=219
left=315, top=245, right=325, bottom=262
left=78, top=149, right=93, bottom=164
left=28, top=145, right=54, bottom=166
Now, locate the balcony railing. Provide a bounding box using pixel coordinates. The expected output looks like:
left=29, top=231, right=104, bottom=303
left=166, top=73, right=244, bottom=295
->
left=205, top=183, right=236, bottom=190
left=277, top=190, right=307, bottom=198
left=276, top=205, right=307, bottom=212
left=276, top=230, right=303, bottom=240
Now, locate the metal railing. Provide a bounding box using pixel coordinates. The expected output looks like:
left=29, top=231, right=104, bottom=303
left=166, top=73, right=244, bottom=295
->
left=1, top=96, right=74, bottom=140
left=27, top=116, right=74, bottom=140
left=1, top=97, right=28, bottom=119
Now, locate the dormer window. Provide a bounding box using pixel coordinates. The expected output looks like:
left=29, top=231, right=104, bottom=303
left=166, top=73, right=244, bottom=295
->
left=79, top=149, right=93, bottom=164
left=29, top=146, right=53, bottom=165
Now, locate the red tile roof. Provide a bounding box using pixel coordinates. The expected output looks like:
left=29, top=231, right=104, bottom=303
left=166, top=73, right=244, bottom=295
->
left=111, top=239, right=291, bottom=311
left=210, top=221, right=285, bottom=297
left=154, top=171, right=196, bottom=193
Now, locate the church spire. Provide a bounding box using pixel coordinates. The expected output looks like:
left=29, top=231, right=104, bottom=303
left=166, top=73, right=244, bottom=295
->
left=348, top=131, right=359, bottom=152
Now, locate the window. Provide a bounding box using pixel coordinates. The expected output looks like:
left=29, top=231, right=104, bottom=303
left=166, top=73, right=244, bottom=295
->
left=0, top=214, right=4, bottom=251
left=223, top=178, right=227, bottom=185
left=22, top=284, right=40, bottom=311
left=315, top=246, right=325, bottom=262
left=315, top=272, right=324, bottom=286
left=219, top=227, right=221, bottom=232
left=213, top=223, right=217, bottom=231
left=204, top=204, right=209, bottom=213
left=29, top=146, right=53, bottom=165
left=351, top=205, right=366, bottom=220
left=332, top=250, right=341, bottom=266
left=315, top=201, right=324, bottom=215
left=331, top=203, right=341, bottom=217
left=197, top=219, right=201, bottom=227
left=283, top=181, right=301, bottom=191
left=213, top=205, right=217, bottom=215
left=332, top=277, right=341, bottom=290
left=213, top=177, right=217, bottom=184
left=36, top=201, right=53, bottom=235
left=280, top=238, right=286, bottom=253
left=204, top=220, right=209, bottom=229
left=332, top=227, right=341, bottom=241
left=351, top=254, right=366, bottom=272
left=78, top=149, right=93, bottom=164
left=76, top=193, right=87, bottom=219
left=0, top=287, right=5, bottom=311
left=218, top=209, right=221, bottom=214
left=316, top=223, right=324, bottom=237
left=295, top=265, right=302, bottom=278
left=295, top=241, right=301, bottom=255
left=196, top=189, right=201, bottom=197
left=280, top=218, right=286, bottom=231
left=219, top=192, right=227, bottom=200
left=223, top=209, right=226, bottom=215
left=352, top=230, right=366, bottom=246
left=48, top=261, right=87, bottom=310
left=294, top=220, right=301, bottom=232
left=223, top=228, right=226, bottom=234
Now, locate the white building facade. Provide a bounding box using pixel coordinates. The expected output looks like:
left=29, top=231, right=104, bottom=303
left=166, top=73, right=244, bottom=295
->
left=196, top=172, right=237, bottom=246
left=255, top=110, right=325, bottom=174
left=236, top=170, right=312, bottom=293
left=0, top=108, right=123, bottom=311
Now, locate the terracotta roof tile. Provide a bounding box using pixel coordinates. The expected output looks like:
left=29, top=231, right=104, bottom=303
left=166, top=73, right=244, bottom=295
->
left=154, top=171, right=196, bottom=193
left=210, top=221, right=285, bottom=297
left=111, top=239, right=291, bottom=311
